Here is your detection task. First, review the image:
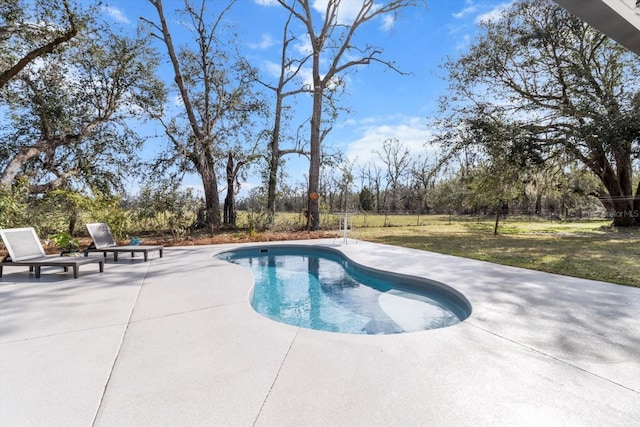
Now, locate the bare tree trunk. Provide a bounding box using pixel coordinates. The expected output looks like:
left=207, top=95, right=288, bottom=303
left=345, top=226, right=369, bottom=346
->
left=266, top=146, right=279, bottom=217
left=494, top=201, right=501, bottom=235
left=267, top=96, right=282, bottom=217
left=307, top=71, right=323, bottom=230
left=594, top=155, right=638, bottom=226
left=265, top=33, right=286, bottom=217
left=535, top=192, right=542, bottom=215
left=635, top=180, right=640, bottom=225
left=68, top=213, right=77, bottom=235
left=264, top=12, right=310, bottom=221
left=223, top=152, right=236, bottom=226
left=197, top=153, right=220, bottom=226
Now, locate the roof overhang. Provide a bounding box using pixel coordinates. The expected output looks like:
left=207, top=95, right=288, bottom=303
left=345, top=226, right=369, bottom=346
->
left=553, top=0, right=640, bottom=55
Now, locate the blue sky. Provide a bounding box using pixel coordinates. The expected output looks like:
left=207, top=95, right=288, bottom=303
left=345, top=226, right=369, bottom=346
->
left=100, top=0, right=513, bottom=197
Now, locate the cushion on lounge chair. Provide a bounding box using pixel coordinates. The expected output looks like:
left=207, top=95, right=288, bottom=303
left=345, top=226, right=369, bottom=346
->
left=0, top=227, right=104, bottom=279
left=0, top=228, right=46, bottom=261
left=84, top=223, right=163, bottom=262
left=85, top=223, right=118, bottom=249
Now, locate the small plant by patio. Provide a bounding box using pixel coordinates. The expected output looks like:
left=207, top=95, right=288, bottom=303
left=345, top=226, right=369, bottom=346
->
left=49, top=231, right=80, bottom=256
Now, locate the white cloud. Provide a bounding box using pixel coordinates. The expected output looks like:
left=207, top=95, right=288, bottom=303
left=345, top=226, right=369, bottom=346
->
left=299, top=67, right=314, bottom=88
left=380, top=15, right=395, bottom=31
left=453, top=6, right=477, bottom=19
left=291, top=35, right=315, bottom=87
left=249, top=33, right=276, bottom=50
left=262, top=60, right=283, bottom=79
left=312, top=0, right=364, bottom=24
left=475, top=2, right=513, bottom=24
left=344, top=116, right=435, bottom=168
left=103, top=6, right=130, bottom=24
left=311, top=0, right=392, bottom=27
left=254, top=0, right=279, bottom=6
left=260, top=59, right=314, bottom=88
left=257, top=0, right=391, bottom=24
left=293, top=34, right=313, bottom=56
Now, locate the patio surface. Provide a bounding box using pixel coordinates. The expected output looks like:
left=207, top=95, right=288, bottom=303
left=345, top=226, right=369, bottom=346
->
left=1, top=239, right=639, bottom=426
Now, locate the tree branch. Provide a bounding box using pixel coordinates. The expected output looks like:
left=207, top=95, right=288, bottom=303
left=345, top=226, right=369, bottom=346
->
left=0, top=0, right=78, bottom=88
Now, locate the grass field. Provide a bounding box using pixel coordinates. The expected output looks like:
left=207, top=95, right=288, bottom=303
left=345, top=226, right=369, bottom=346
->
left=302, top=213, right=639, bottom=288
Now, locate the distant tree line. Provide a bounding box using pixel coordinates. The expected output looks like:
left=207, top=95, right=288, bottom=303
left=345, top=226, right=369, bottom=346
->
left=239, top=137, right=617, bottom=222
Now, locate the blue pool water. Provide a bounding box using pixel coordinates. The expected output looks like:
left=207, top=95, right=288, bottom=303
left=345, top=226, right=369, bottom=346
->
left=215, top=245, right=471, bottom=335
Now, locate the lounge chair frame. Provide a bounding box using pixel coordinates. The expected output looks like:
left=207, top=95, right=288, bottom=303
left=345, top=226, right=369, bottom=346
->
left=0, top=228, right=104, bottom=279
left=84, top=223, right=163, bottom=262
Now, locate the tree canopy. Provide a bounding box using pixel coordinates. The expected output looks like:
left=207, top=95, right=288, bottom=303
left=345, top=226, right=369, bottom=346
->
left=0, top=0, right=79, bottom=89
left=0, top=0, right=165, bottom=194
left=438, top=0, right=640, bottom=226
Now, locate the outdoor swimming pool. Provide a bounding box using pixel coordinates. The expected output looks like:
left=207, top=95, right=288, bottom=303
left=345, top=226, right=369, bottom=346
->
left=215, top=245, right=471, bottom=335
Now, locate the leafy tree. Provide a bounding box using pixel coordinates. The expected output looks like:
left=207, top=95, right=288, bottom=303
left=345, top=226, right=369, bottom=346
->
left=0, top=0, right=78, bottom=88
left=134, top=179, right=199, bottom=239
left=321, top=154, right=354, bottom=212
left=359, top=161, right=384, bottom=213
left=429, top=172, right=468, bottom=215
left=408, top=154, right=439, bottom=215
left=145, top=0, right=267, bottom=228
left=0, top=177, right=28, bottom=228
left=439, top=0, right=640, bottom=226
left=275, top=0, right=420, bottom=230
left=359, top=186, right=374, bottom=211
left=465, top=162, right=522, bottom=234
left=44, top=189, right=95, bottom=234
left=90, top=195, right=130, bottom=239
left=0, top=6, right=164, bottom=194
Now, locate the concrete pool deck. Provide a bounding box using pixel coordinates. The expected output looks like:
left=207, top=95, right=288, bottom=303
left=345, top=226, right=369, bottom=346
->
left=1, top=239, right=639, bottom=426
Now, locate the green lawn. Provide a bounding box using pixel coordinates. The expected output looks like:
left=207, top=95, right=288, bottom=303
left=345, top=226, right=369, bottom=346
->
left=336, top=214, right=639, bottom=287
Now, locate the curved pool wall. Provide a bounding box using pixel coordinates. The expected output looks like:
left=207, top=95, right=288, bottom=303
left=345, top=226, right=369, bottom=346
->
left=214, top=244, right=472, bottom=334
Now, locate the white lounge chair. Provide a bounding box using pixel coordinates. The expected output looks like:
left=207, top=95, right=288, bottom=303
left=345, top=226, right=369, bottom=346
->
left=0, top=227, right=104, bottom=279
left=84, top=223, right=163, bottom=262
